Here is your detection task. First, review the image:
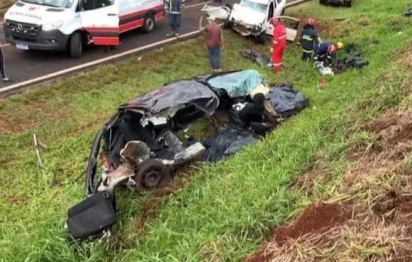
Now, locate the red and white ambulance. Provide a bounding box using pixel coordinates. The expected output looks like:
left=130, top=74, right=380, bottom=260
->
left=3, top=0, right=165, bottom=58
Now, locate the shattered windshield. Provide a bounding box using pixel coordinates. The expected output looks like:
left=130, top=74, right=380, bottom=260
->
left=239, top=0, right=267, bottom=14
left=20, top=0, right=74, bottom=8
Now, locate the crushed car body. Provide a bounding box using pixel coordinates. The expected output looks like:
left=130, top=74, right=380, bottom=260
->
left=201, top=0, right=300, bottom=44
left=85, top=79, right=220, bottom=197
left=67, top=69, right=308, bottom=241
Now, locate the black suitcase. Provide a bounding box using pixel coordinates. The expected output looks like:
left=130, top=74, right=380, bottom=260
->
left=67, top=190, right=117, bottom=241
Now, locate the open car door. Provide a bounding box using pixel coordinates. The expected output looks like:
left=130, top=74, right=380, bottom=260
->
left=80, top=0, right=120, bottom=46
left=266, top=16, right=300, bottom=42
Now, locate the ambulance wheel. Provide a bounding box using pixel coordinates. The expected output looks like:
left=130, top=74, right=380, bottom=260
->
left=142, top=14, right=155, bottom=33
left=68, top=32, right=82, bottom=58
left=257, top=32, right=267, bottom=45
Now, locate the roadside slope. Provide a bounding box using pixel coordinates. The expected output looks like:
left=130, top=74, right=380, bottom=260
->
left=0, top=0, right=411, bottom=261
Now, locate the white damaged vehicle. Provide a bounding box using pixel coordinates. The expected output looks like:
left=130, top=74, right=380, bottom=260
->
left=202, top=0, right=300, bottom=44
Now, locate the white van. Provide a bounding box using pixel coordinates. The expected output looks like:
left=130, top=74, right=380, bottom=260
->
left=202, top=0, right=300, bottom=44
left=3, top=0, right=165, bottom=58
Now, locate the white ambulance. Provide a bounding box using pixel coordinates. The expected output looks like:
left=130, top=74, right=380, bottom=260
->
left=3, top=0, right=165, bottom=58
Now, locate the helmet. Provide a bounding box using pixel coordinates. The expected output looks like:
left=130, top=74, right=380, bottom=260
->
left=269, top=17, right=279, bottom=25
left=307, top=18, right=315, bottom=25
left=336, top=41, right=344, bottom=50
left=327, top=44, right=337, bottom=53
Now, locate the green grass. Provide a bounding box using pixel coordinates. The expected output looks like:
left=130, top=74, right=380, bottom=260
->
left=1, top=0, right=412, bottom=261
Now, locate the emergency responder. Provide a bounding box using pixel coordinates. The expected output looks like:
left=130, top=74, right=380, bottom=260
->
left=270, top=17, right=287, bottom=73
left=0, top=45, right=10, bottom=82
left=297, top=18, right=319, bottom=62
left=314, top=42, right=338, bottom=67
left=164, top=0, right=185, bottom=37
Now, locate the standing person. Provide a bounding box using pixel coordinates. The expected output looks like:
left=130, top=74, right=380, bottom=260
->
left=164, top=0, right=185, bottom=37
left=199, top=15, right=224, bottom=72
left=270, top=18, right=287, bottom=74
left=0, top=45, right=10, bottom=82
left=297, top=18, right=319, bottom=62
left=314, top=42, right=337, bottom=67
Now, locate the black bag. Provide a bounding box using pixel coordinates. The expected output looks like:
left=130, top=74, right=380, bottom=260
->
left=67, top=190, right=117, bottom=241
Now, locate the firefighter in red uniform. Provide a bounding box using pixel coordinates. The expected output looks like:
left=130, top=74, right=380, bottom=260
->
left=270, top=17, right=287, bottom=73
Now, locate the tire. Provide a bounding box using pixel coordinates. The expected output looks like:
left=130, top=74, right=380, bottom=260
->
left=68, top=32, right=82, bottom=58
left=142, top=14, right=156, bottom=33
left=134, top=159, right=171, bottom=190
left=281, top=8, right=285, bottom=15
left=256, top=32, right=267, bottom=45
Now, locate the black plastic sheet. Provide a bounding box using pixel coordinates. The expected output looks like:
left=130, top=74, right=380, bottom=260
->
left=202, top=127, right=258, bottom=162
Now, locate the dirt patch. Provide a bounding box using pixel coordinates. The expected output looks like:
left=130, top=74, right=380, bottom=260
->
left=273, top=203, right=351, bottom=245
left=0, top=116, right=32, bottom=135
left=398, top=48, right=412, bottom=70
left=243, top=109, right=412, bottom=262
left=5, top=195, right=28, bottom=205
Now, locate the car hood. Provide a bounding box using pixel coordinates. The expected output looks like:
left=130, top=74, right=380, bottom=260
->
left=230, top=4, right=266, bottom=26
left=5, top=2, right=67, bottom=24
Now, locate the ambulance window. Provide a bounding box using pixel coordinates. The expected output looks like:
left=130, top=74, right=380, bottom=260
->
left=83, top=0, right=113, bottom=11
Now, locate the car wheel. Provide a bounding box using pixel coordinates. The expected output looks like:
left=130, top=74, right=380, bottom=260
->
left=345, top=0, right=352, bottom=7
left=69, top=32, right=83, bottom=58
left=256, top=32, right=267, bottom=45
left=142, top=14, right=156, bottom=33
left=134, top=159, right=171, bottom=191
left=68, top=32, right=82, bottom=58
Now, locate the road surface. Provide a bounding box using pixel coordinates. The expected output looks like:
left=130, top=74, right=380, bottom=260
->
left=0, top=0, right=298, bottom=90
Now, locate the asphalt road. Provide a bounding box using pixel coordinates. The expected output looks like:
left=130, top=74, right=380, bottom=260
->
left=0, top=0, right=295, bottom=89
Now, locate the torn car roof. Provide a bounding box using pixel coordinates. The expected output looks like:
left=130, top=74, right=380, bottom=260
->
left=119, top=79, right=220, bottom=116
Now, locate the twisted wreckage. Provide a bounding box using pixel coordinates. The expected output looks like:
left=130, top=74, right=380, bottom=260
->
left=66, top=70, right=308, bottom=241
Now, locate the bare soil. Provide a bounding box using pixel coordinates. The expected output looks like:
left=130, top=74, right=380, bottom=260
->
left=243, top=108, right=412, bottom=262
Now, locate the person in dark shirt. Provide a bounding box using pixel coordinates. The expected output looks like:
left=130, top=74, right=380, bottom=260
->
left=165, top=0, right=185, bottom=37
left=314, top=42, right=337, bottom=66
left=0, top=45, right=10, bottom=82
left=297, top=18, right=319, bottom=62
left=199, top=15, right=224, bottom=72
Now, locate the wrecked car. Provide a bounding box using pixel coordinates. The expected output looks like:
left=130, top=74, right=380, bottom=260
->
left=66, top=69, right=308, bottom=241
left=201, top=0, right=300, bottom=44
left=84, top=80, right=221, bottom=197
left=319, top=0, right=354, bottom=8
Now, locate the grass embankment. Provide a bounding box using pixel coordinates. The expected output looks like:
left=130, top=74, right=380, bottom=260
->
left=1, top=0, right=411, bottom=261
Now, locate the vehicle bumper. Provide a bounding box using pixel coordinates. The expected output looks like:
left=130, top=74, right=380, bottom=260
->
left=4, top=24, right=69, bottom=51
left=231, top=22, right=262, bottom=37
